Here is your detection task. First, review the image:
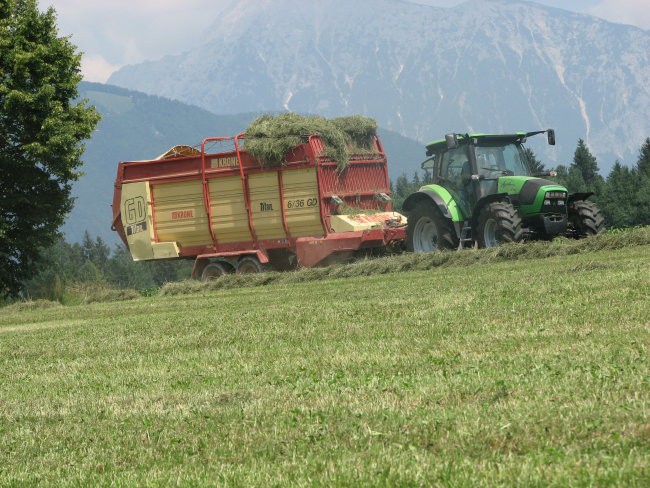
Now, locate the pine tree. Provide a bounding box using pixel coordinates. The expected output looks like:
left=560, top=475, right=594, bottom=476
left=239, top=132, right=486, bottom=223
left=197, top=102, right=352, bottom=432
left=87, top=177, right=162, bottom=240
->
left=636, top=137, right=650, bottom=177
left=570, top=139, right=603, bottom=193
left=599, top=162, right=638, bottom=228
left=81, top=231, right=110, bottom=273
left=635, top=138, right=650, bottom=225
left=572, top=139, right=597, bottom=182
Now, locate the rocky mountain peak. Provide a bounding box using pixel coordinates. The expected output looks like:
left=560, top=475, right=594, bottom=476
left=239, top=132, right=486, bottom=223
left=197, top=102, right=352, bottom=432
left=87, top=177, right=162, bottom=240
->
left=108, top=0, right=650, bottom=170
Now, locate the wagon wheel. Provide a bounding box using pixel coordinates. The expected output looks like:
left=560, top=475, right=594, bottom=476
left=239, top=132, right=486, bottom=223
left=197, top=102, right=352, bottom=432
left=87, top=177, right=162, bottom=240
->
left=236, top=256, right=267, bottom=274
left=201, top=262, right=230, bottom=281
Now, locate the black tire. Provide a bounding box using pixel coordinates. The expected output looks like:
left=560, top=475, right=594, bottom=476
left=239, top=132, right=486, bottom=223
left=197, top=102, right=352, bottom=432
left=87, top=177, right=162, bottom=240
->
left=477, top=201, right=523, bottom=248
left=568, top=200, right=605, bottom=237
left=201, top=262, right=229, bottom=281
left=236, top=256, right=267, bottom=274
left=406, top=201, right=457, bottom=252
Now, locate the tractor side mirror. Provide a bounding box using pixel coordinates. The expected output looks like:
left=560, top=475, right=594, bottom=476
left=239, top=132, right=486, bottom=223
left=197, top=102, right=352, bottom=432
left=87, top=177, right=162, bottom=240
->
left=547, top=129, right=556, bottom=146
left=445, top=133, right=458, bottom=149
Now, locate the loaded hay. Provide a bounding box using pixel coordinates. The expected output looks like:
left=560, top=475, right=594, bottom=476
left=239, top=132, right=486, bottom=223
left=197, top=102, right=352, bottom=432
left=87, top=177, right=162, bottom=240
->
left=244, top=113, right=377, bottom=171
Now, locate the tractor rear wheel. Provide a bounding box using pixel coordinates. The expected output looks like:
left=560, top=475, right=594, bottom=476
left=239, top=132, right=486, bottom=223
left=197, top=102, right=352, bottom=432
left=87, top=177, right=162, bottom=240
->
left=406, top=201, right=457, bottom=252
left=568, top=200, right=605, bottom=237
left=477, top=201, right=523, bottom=248
left=201, top=262, right=229, bottom=281
left=236, top=256, right=267, bottom=274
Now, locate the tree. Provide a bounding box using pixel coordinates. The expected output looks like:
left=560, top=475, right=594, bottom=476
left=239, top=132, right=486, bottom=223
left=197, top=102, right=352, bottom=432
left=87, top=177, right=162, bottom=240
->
left=599, top=162, right=638, bottom=228
left=571, top=139, right=602, bottom=191
left=635, top=138, right=650, bottom=225
left=0, top=0, right=100, bottom=297
left=392, top=172, right=427, bottom=212
left=81, top=231, right=110, bottom=273
left=636, top=137, right=650, bottom=178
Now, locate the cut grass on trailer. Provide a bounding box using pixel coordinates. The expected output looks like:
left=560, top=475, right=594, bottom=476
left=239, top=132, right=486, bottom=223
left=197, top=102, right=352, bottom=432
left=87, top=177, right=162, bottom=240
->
left=244, top=113, right=378, bottom=170
left=0, top=228, right=649, bottom=485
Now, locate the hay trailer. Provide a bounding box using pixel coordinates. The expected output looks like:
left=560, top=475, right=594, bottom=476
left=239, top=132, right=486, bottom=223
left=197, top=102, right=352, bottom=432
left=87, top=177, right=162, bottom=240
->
left=111, top=133, right=406, bottom=279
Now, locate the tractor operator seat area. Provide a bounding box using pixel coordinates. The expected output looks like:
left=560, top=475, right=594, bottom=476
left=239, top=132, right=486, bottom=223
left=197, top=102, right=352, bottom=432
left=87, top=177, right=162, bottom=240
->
left=439, top=146, right=472, bottom=209
left=440, top=147, right=471, bottom=189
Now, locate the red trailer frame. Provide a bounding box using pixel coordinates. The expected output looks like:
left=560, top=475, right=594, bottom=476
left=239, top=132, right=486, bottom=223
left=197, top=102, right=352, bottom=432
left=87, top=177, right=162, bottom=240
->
left=112, top=133, right=405, bottom=275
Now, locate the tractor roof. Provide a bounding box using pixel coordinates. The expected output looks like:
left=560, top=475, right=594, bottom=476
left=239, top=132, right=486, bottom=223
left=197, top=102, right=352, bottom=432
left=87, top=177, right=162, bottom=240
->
left=425, top=132, right=528, bottom=155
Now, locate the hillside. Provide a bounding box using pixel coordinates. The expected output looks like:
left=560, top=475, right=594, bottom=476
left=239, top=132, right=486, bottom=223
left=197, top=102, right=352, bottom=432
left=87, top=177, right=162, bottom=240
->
left=107, top=0, right=650, bottom=171
left=69, top=82, right=424, bottom=245
left=1, top=235, right=648, bottom=485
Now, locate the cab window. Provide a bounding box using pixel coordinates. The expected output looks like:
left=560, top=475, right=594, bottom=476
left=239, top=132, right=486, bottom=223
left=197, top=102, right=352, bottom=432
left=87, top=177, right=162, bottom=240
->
left=439, top=146, right=471, bottom=190
left=475, top=143, right=529, bottom=176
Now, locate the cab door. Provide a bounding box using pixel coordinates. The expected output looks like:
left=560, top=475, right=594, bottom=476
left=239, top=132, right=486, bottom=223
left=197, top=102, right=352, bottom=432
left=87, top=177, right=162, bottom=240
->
left=439, top=146, right=472, bottom=217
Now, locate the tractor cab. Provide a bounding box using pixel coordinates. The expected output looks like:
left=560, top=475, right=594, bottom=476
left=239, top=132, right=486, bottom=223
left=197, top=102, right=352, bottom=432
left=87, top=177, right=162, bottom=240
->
left=421, top=131, right=556, bottom=215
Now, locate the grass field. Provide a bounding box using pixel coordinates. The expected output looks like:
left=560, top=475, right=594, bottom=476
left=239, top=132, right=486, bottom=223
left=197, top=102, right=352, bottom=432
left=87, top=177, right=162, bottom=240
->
left=1, top=238, right=649, bottom=485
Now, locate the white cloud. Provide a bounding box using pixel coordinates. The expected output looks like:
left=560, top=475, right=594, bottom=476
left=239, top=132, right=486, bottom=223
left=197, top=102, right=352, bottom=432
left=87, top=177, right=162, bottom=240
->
left=42, top=0, right=231, bottom=69
left=80, top=54, right=121, bottom=83
left=588, top=0, right=650, bottom=30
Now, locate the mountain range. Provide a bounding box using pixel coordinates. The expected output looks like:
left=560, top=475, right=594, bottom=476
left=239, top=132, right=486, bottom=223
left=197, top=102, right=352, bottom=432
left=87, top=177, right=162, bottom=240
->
left=107, top=0, right=650, bottom=171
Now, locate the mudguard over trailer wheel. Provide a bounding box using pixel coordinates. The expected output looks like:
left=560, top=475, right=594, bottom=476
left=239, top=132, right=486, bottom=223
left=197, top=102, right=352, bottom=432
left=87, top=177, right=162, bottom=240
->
left=406, top=201, right=457, bottom=252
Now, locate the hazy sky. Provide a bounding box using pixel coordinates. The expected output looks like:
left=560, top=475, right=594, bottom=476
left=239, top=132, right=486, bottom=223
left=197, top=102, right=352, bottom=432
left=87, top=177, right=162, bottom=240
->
left=41, top=0, right=650, bottom=83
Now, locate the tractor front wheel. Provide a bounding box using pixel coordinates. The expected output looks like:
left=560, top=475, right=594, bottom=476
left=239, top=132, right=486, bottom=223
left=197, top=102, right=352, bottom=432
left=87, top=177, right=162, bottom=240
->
left=568, top=200, right=605, bottom=237
left=477, top=201, right=523, bottom=248
left=406, top=201, right=457, bottom=252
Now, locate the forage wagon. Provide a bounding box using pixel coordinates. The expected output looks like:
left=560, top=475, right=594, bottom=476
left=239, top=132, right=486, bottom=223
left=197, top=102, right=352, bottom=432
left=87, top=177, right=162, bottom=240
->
left=112, top=118, right=406, bottom=279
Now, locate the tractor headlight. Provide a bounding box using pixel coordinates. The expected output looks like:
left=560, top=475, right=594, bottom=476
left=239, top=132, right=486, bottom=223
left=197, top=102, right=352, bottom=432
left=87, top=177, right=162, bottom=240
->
left=546, top=191, right=567, bottom=199
left=544, top=199, right=551, bottom=206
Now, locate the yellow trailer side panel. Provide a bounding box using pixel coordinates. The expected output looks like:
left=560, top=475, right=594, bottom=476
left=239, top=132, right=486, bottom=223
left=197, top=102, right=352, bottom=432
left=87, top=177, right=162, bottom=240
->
left=249, top=171, right=285, bottom=240
left=208, top=175, right=252, bottom=243
left=120, top=181, right=156, bottom=261
left=282, top=168, right=324, bottom=237
left=152, top=180, right=212, bottom=247
left=143, top=167, right=323, bottom=252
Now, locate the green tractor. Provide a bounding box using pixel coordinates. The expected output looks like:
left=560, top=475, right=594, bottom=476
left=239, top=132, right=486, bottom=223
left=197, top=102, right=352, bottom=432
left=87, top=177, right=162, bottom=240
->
left=403, top=130, right=605, bottom=251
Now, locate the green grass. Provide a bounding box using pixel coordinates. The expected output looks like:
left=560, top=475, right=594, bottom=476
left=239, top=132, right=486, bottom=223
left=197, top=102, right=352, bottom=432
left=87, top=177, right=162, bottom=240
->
left=161, top=225, right=650, bottom=296
left=1, top=242, right=649, bottom=485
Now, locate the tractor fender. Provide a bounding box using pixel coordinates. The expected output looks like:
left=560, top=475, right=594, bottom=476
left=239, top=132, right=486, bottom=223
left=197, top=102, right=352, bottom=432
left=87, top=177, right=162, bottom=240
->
left=568, top=192, right=594, bottom=204
left=402, top=188, right=462, bottom=240
left=470, top=193, right=511, bottom=237
left=403, top=188, right=453, bottom=220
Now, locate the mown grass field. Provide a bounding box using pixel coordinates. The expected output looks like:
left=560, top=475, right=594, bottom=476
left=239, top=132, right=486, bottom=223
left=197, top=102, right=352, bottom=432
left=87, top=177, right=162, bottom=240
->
left=1, top=236, right=649, bottom=486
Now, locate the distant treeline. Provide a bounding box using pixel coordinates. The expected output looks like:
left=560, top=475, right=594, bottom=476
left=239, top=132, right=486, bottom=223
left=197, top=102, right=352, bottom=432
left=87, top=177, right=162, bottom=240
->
left=22, top=232, right=192, bottom=303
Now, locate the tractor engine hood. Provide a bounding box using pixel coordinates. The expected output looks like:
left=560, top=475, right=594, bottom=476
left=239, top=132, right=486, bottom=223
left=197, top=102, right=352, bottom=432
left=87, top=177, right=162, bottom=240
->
left=497, top=176, right=567, bottom=206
